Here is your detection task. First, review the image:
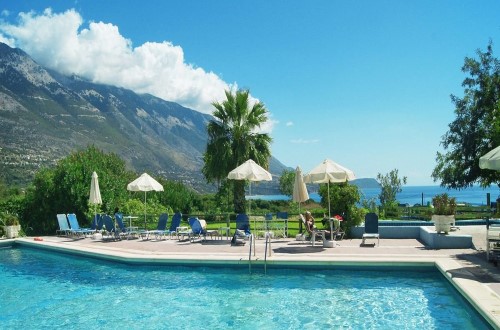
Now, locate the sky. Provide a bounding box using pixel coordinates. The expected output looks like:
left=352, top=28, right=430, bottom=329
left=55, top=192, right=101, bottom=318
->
left=0, top=1, right=499, bottom=186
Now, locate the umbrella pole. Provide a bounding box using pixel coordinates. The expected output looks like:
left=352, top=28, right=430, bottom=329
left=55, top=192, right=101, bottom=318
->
left=249, top=182, right=252, bottom=216
left=144, top=191, right=147, bottom=229
left=328, top=182, right=333, bottom=241
left=298, top=202, right=302, bottom=233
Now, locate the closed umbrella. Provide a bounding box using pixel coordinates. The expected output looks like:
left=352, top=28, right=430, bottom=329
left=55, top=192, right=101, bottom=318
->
left=293, top=166, right=309, bottom=210
left=89, top=171, right=102, bottom=221
left=304, top=159, right=355, bottom=244
left=127, top=173, right=164, bottom=228
left=293, top=166, right=309, bottom=234
left=227, top=159, right=272, bottom=215
left=479, top=146, right=500, bottom=170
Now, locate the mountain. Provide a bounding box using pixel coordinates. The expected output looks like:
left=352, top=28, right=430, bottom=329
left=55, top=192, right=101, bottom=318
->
left=0, top=42, right=288, bottom=192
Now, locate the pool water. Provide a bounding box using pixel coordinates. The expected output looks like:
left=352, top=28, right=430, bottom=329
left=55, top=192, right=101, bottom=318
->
left=0, top=247, right=491, bottom=329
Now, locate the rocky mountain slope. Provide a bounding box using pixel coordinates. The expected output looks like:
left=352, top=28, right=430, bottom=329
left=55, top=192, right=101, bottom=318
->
left=0, top=42, right=288, bottom=192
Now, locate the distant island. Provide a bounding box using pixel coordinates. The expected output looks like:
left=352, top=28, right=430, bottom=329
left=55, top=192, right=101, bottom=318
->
left=351, top=178, right=380, bottom=189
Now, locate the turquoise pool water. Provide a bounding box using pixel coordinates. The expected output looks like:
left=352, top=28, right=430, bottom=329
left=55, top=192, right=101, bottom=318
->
left=0, top=247, right=491, bottom=329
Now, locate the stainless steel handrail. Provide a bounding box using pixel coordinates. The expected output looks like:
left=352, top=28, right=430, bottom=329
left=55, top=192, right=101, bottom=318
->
left=248, top=234, right=253, bottom=274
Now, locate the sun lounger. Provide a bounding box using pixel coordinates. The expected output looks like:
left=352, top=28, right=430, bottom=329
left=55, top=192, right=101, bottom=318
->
left=235, top=214, right=251, bottom=239
left=166, top=212, right=182, bottom=239
left=176, top=217, right=200, bottom=242
left=362, top=213, right=380, bottom=246
left=56, top=214, right=71, bottom=237
left=67, top=213, right=95, bottom=237
left=139, top=213, right=169, bottom=240
left=91, top=214, right=103, bottom=232
left=102, top=214, right=120, bottom=241
left=115, top=212, right=139, bottom=240
left=198, top=219, right=219, bottom=240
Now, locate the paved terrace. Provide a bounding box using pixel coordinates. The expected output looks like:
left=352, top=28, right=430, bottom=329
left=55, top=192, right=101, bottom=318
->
left=5, top=225, right=500, bottom=329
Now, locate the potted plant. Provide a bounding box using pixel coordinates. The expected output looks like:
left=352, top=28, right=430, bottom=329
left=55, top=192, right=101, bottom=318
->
left=2, top=213, right=21, bottom=239
left=431, top=193, right=456, bottom=234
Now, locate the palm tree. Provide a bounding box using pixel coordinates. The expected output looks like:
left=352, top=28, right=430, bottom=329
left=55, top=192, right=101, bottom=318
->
left=202, top=89, right=272, bottom=213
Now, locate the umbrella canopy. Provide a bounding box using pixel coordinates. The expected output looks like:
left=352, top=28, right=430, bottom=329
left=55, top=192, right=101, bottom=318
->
left=227, top=159, right=272, bottom=215
left=304, top=159, right=355, bottom=242
left=127, top=173, right=164, bottom=228
left=127, top=173, right=164, bottom=192
left=479, top=146, right=500, bottom=170
left=304, top=159, right=356, bottom=184
left=89, top=171, right=102, bottom=220
left=227, top=159, right=272, bottom=181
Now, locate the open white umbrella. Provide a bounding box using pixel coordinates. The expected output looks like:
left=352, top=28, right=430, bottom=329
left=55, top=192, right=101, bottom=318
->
left=127, top=173, right=164, bottom=228
left=227, top=159, right=272, bottom=215
left=304, top=159, right=355, bottom=244
left=479, top=146, right=500, bottom=170
left=89, top=171, right=102, bottom=222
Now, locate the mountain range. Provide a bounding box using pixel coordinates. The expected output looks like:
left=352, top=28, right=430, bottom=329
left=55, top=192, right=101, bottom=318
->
left=0, top=42, right=379, bottom=194
left=0, top=42, right=288, bottom=193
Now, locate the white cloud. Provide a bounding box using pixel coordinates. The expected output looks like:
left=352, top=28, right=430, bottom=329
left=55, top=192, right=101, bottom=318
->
left=286, top=121, right=293, bottom=126
left=1, top=10, right=10, bottom=17
left=0, top=8, right=234, bottom=114
left=0, top=33, right=14, bottom=46
left=257, top=116, right=278, bottom=134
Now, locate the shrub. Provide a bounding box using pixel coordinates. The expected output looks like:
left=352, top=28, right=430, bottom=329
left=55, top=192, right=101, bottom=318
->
left=2, top=213, right=19, bottom=226
left=432, top=193, right=456, bottom=215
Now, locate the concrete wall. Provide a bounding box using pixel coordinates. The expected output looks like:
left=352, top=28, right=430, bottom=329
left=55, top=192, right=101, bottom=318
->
left=351, top=225, right=473, bottom=249
left=351, top=225, right=426, bottom=239
left=419, top=226, right=473, bottom=249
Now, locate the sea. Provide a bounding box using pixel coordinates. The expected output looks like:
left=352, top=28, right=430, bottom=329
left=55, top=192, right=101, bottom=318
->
left=248, top=185, right=500, bottom=206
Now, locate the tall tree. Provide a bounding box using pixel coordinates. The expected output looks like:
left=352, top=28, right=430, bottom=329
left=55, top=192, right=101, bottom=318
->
left=22, top=145, right=135, bottom=234
left=202, top=89, right=272, bottom=213
left=432, top=43, right=500, bottom=188
left=377, top=169, right=407, bottom=207
left=279, top=169, right=295, bottom=197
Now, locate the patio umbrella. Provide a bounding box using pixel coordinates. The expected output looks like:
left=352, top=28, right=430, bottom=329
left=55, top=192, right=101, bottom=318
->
left=304, top=159, right=355, bottom=242
left=479, top=146, right=500, bottom=170
left=227, top=159, right=272, bottom=215
left=293, top=165, right=309, bottom=211
left=127, top=173, right=164, bottom=228
left=89, top=171, right=102, bottom=221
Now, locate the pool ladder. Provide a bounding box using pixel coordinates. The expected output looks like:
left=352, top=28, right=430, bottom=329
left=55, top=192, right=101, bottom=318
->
left=247, top=233, right=273, bottom=275
left=264, top=233, right=272, bottom=274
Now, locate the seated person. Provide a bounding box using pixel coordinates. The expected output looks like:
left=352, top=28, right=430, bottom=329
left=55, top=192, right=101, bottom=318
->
left=304, top=211, right=330, bottom=237
left=304, top=211, right=315, bottom=233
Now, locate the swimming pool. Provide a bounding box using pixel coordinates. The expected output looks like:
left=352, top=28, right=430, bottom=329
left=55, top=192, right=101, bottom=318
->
left=0, top=246, right=492, bottom=329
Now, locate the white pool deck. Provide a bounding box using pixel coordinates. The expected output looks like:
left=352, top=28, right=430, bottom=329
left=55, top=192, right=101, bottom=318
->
left=5, top=225, right=500, bottom=329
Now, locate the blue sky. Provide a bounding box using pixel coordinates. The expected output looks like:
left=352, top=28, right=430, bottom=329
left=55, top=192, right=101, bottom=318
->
left=1, top=1, right=499, bottom=186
